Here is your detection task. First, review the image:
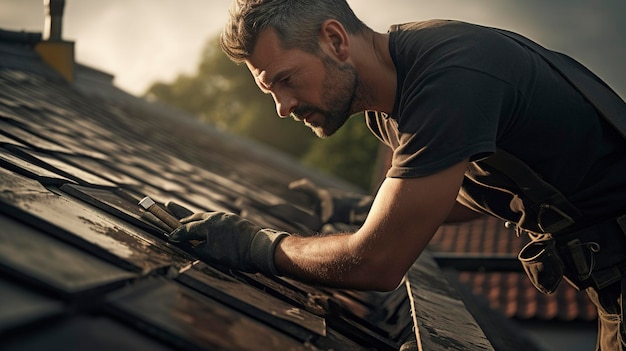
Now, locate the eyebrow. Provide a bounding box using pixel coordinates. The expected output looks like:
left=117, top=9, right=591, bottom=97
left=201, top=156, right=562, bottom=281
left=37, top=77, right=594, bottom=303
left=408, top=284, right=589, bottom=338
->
left=259, top=70, right=290, bottom=92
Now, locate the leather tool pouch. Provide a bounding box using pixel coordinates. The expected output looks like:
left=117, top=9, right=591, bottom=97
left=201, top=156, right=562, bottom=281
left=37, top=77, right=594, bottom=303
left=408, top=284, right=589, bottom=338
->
left=518, top=238, right=565, bottom=294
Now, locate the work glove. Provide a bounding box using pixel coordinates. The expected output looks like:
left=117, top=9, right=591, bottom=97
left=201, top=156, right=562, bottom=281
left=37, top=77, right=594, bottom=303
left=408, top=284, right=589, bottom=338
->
left=165, top=200, right=195, bottom=219
left=288, top=178, right=373, bottom=225
left=168, top=211, right=289, bottom=275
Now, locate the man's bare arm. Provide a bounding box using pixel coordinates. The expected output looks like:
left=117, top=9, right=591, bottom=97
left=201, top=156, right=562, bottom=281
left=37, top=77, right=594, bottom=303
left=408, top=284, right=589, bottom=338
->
left=445, top=201, right=483, bottom=223
left=274, top=160, right=469, bottom=291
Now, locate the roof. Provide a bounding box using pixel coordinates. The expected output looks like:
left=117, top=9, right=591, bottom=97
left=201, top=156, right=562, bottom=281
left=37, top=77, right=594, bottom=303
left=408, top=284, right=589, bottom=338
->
left=429, top=215, right=598, bottom=322
left=0, top=28, right=547, bottom=350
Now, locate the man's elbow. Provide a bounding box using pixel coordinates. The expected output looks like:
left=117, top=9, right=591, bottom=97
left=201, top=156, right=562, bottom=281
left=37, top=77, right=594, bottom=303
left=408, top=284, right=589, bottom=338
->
left=445, top=202, right=483, bottom=223
left=353, top=261, right=408, bottom=292
left=377, top=274, right=406, bottom=292
left=366, top=270, right=406, bottom=292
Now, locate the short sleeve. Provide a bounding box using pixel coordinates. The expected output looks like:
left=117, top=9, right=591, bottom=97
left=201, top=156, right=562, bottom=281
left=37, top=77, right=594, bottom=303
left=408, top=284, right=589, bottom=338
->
left=386, top=67, right=520, bottom=178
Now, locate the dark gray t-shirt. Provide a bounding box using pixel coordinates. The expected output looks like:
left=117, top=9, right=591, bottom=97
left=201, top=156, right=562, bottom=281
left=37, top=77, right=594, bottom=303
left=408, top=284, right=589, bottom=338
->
left=366, top=20, right=626, bottom=228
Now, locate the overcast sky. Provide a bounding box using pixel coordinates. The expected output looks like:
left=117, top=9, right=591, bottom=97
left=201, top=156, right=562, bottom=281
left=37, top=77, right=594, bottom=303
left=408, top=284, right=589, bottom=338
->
left=2, top=0, right=625, bottom=98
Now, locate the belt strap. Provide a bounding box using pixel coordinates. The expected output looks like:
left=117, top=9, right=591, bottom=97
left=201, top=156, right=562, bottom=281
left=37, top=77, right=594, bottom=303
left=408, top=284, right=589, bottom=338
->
left=481, top=149, right=581, bottom=233
left=559, top=214, right=626, bottom=290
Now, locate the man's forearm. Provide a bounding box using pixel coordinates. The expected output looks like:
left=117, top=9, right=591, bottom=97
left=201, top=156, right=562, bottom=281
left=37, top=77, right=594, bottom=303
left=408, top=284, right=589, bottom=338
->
left=274, top=162, right=470, bottom=291
left=274, top=233, right=358, bottom=287
left=273, top=233, right=401, bottom=291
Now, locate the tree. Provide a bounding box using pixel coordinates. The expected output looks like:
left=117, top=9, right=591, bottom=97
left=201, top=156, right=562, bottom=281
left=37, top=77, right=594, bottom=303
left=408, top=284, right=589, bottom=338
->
left=145, top=36, right=378, bottom=190
left=145, top=37, right=315, bottom=159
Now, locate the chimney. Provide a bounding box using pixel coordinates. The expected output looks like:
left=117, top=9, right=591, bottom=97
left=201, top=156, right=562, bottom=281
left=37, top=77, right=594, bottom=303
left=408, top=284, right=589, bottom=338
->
left=43, top=0, right=65, bottom=40
left=35, top=0, right=75, bottom=83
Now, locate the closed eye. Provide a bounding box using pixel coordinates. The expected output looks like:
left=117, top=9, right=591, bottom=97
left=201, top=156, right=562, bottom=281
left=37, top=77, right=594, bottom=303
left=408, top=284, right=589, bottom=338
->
left=270, top=70, right=293, bottom=89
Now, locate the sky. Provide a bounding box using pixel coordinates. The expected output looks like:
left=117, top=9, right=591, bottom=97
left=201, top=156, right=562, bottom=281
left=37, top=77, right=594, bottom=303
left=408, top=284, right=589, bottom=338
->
left=2, top=0, right=625, bottom=98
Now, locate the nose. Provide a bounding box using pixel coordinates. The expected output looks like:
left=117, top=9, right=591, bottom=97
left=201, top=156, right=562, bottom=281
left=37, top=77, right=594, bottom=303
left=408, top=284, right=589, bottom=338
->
left=272, top=92, right=297, bottom=118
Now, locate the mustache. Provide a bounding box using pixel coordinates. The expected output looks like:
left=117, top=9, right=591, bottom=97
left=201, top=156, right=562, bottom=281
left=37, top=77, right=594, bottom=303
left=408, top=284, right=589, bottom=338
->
left=291, top=104, right=325, bottom=121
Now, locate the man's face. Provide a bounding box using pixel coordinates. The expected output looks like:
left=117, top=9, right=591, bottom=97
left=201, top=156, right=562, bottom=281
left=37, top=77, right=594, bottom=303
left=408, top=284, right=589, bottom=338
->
left=246, top=28, right=359, bottom=138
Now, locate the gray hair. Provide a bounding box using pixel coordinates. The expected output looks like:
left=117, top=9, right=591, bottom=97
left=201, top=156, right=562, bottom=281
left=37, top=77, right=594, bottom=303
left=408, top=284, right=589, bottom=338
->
left=220, top=0, right=368, bottom=63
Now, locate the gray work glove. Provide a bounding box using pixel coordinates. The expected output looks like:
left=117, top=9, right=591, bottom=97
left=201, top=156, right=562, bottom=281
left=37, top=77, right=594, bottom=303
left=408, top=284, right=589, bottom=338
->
left=168, top=211, right=289, bottom=275
left=288, top=178, right=373, bottom=225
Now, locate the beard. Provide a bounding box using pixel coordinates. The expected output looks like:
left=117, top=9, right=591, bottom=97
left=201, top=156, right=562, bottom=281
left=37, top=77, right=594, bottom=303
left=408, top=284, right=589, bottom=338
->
left=291, top=55, right=360, bottom=138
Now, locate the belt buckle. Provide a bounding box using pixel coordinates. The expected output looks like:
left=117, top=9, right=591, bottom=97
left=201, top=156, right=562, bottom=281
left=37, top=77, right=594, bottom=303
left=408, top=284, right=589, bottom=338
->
left=592, top=266, right=622, bottom=290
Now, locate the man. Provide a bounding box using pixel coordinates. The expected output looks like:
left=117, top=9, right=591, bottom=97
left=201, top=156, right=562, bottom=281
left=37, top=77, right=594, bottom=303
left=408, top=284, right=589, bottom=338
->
left=169, top=0, right=626, bottom=348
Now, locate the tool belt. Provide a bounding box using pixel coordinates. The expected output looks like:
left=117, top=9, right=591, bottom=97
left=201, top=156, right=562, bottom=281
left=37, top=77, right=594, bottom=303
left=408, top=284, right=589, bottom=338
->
left=467, top=149, right=626, bottom=295
left=519, top=214, right=626, bottom=294
left=462, top=143, right=626, bottom=296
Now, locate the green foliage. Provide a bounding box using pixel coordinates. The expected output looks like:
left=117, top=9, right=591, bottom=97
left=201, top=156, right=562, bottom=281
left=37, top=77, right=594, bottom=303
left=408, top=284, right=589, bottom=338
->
left=144, top=36, right=380, bottom=189
left=145, top=37, right=315, bottom=159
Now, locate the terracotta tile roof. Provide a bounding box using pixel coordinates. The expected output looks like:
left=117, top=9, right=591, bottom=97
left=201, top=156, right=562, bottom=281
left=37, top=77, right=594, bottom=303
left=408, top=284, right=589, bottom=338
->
left=429, top=215, right=598, bottom=322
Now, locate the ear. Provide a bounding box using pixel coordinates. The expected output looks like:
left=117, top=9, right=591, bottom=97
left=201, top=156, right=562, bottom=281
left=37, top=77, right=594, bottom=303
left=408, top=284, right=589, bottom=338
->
left=319, top=19, right=350, bottom=61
